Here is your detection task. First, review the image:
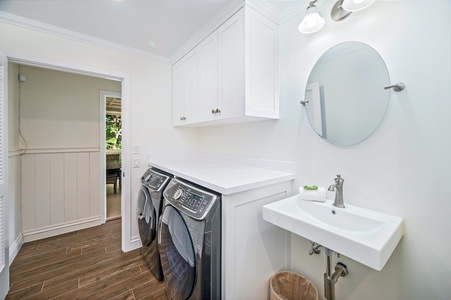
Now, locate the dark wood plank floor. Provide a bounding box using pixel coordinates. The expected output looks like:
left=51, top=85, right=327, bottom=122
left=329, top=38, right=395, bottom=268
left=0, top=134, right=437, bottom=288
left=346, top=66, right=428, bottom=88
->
left=6, top=219, right=169, bottom=300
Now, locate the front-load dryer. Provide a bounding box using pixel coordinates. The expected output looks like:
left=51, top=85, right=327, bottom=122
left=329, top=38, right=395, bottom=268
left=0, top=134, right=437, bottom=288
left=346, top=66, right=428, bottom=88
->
left=158, top=178, right=221, bottom=300
left=137, top=167, right=171, bottom=281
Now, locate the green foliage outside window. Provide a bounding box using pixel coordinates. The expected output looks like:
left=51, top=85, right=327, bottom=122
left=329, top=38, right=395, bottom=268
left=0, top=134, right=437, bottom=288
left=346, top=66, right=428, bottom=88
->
left=106, top=115, right=122, bottom=149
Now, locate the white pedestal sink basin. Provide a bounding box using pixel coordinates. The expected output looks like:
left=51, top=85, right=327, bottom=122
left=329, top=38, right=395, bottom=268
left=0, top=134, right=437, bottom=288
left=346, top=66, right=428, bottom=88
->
left=262, top=195, right=403, bottom=271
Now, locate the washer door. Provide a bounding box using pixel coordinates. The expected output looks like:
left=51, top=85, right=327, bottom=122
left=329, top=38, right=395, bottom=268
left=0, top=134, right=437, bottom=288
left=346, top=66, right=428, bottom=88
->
left=137, top=186, right=155, bottom=246
left=159, top=205, right=196, bottom=300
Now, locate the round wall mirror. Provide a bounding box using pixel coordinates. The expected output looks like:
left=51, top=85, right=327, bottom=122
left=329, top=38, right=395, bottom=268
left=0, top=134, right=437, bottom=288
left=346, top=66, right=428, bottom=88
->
left=304, top=41, right=391, bottom=146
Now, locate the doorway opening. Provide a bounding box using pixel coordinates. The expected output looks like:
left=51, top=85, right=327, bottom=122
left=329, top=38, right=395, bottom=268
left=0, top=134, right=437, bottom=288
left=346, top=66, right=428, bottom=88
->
left=105, top=96, right=122, bottom=220
left=7, top=53, right=134, bottom=252
left=100, top=91, right=122, bottom=223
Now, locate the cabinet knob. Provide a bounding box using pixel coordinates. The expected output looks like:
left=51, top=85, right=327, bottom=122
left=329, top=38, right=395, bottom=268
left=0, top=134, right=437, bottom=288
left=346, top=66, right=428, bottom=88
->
left=212, top=109, right=216, bottom=114
left=215, top=108, right=221, bottom=114
left=180, top=116, right=186, bottom=121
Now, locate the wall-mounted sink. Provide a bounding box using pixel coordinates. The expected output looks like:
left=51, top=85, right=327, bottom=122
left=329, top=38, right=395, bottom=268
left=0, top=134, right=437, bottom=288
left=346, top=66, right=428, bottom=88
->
left=262, top=195, right=403, bottom=271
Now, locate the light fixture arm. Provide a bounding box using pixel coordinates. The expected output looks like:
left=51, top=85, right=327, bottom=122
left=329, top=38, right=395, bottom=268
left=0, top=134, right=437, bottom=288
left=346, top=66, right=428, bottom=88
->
left=331, top=0, right=352, bottom=22
left=307, top=0, right=319, bottom=9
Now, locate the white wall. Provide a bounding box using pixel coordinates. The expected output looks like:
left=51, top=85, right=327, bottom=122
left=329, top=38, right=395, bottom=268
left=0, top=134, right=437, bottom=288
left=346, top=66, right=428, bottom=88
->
left=0, top=22, right=200, bottom=251
left=198, top=1, right=451, bottom=299
left=2, top=1, right=450, bottom=298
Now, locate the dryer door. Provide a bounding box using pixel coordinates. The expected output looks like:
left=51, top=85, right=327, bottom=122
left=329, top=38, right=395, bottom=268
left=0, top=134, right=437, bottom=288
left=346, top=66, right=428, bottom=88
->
left=159, top=205, right=196, bottom=300
left=137, top=186, right=155, bottom=246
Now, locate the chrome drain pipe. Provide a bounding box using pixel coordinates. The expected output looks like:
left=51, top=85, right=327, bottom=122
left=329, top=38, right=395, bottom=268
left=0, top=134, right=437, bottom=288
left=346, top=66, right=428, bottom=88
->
left=324, top=248, right=349, bottom=300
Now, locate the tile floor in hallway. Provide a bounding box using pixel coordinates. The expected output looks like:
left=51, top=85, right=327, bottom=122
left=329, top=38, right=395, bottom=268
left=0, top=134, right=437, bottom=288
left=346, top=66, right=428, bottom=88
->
left=107, top=183, right=121, bottom=220
left=6, top=219, right=169, bottom=299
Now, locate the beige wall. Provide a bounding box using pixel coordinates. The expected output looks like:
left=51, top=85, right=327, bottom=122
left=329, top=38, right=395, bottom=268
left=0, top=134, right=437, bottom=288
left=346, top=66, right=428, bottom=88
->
left=16, top=65, right=121, bottom=240
left=19, top=65, right=120, bottom=149
left=8, top=63, right=20, bottom=150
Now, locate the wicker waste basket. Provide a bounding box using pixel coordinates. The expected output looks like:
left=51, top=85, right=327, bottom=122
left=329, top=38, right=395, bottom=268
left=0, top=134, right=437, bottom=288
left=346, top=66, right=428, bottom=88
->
left=270, top=271, right=318, bottom=300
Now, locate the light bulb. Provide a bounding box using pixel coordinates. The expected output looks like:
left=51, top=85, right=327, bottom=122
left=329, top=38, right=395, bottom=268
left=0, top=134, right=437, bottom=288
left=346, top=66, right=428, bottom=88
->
left=299, top=8, right=325, bottom=34
left=305, top=14, right=320, bottom=28
left=342, top=0, right=376, bottom=12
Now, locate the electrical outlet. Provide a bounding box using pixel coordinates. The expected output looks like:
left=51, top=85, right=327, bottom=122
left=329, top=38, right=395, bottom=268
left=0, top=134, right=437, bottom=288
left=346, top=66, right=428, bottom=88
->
left=133, top=158, right=140, bottom=168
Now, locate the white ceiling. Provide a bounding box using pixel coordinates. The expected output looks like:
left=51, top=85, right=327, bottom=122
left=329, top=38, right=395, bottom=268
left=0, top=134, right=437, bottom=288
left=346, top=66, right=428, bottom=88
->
left=0, top=0, right=306, bottom=60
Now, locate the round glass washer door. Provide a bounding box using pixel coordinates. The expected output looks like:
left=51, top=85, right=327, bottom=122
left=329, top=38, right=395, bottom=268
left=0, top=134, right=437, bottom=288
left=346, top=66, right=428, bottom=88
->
left=137, top=186, right=155, bottom=246
left=159, top=205, right=196, bottom=300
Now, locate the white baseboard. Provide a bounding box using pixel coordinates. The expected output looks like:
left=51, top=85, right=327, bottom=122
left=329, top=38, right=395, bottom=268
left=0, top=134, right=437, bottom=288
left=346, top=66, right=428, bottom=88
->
left=22, top=216, right=102, bottom=243
left=126, top=235, right=142, bottom=252
left=9, top=233, right=24, bottom=266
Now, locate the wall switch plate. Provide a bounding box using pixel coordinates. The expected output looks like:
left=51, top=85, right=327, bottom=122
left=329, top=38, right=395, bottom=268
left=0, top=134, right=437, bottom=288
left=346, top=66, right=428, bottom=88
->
left=133, top=158, right=140, bottom=168
left=133, top=144, right=140, bottom=154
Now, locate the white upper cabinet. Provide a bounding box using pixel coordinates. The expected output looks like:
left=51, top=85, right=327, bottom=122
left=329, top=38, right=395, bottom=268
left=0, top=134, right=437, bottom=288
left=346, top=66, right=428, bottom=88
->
left=198, top=32, right=219, bottom=122
left=173, top=32, right=217, bottom=125
left=173, top=56, right=187, bottom=126
left=217, top=10, right=245, bottom=120
left=173, top=6, right=279, bottom=127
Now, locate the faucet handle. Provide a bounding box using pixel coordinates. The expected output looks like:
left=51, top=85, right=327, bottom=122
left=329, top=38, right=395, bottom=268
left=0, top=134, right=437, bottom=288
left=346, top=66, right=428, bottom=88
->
left=334, top=174, right=344, bottom=188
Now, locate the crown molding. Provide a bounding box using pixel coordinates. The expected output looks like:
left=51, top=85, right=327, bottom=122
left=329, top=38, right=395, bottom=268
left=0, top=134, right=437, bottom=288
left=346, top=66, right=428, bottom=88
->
left=245, top=0, right=281, bottom=24
left=278, top=1, right=309, bottom=24
left=0, top=11, right=171, bottom=65
left=169, top=0, right=293, bottom=65
left=0, top=1, right=307, bottom=67
left=170, top=0, right=245, bottom=64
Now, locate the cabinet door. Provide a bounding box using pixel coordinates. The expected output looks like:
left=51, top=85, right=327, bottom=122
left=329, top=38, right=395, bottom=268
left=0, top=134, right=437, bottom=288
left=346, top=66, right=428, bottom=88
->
left=198, top=31, right=218, bottom=122
left=218, top=9, right=245, bottom=119
left=245, top=8, right=279, bottom=118
left=185, top=50, right=200, bottom=123
left=173, top=59, right=187, bottom=126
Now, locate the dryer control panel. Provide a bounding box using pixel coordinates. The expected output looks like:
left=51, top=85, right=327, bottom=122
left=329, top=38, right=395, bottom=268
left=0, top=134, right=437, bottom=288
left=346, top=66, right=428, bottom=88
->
left=163, top=178, right=219, bottom=220
left=141, top=168, right=171, bottom=191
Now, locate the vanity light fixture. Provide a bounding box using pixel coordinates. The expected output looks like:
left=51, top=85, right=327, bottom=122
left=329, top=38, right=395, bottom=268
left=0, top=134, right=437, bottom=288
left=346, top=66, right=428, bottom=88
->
left=300, top=0, right=377, bottom=33
left=298, top=0, right=325, bottom=34
left=331, top=0, right=376, bottom=21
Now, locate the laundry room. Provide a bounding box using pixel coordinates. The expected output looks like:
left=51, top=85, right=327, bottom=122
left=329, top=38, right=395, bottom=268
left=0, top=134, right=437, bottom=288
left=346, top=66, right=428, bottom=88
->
left=1, top=0, right=451, bottom=300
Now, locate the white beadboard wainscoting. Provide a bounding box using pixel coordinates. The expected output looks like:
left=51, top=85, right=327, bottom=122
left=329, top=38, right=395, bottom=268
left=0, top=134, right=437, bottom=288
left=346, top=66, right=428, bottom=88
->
left=21, top=148, right=102, bottom=242
left=8, top=149, right=24, bottom=264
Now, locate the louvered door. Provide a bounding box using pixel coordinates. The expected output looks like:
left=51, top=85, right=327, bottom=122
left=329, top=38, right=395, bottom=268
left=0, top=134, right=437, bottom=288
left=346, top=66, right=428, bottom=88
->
left=0, top=50, right=9, bottom=299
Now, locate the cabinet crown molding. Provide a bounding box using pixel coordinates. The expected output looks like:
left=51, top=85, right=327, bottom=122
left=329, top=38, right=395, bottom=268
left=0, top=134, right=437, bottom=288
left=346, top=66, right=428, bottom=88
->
left=170, top=0, right=282, bottom=65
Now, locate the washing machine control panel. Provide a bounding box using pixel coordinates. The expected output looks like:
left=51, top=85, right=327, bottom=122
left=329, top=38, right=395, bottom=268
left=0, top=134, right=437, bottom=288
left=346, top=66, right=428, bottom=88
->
left=141, top=168, right=170, bottom=191
left=176, top=189, right=205, bottom=212
left=164, top=179, right=219, bottom=220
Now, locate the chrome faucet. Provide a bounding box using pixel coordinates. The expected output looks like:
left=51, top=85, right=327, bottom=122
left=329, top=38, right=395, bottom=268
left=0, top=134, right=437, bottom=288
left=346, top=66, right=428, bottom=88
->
left=328, top=175, right=345, bottom=208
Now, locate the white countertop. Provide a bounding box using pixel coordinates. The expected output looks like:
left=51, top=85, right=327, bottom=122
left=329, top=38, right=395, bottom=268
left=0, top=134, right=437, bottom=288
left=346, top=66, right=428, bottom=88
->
left=148, top=153, right=295, bottom=195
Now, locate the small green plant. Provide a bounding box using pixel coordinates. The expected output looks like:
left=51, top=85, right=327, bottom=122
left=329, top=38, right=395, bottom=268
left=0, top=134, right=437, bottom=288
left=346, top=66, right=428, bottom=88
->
left=106, top=115, right=122, bottom=149
left=303, top=185, right=318, bottom=190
